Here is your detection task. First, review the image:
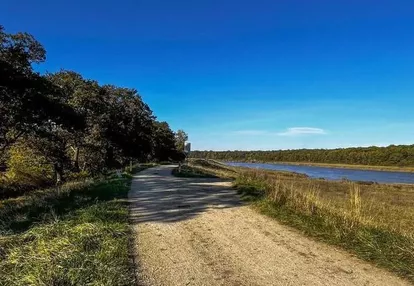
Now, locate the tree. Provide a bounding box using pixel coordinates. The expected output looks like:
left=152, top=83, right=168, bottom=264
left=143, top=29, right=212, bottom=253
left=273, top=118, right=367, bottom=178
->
left=24, top=123, right=71, bottom=184
left=47, top=70, right=102, bottom=172
left=152, top=121, right=177, bottom=162
left=0, top=27, right=82, bottom=166
left=100, top=85, right=155, bottom=166
left=175, top=130, right=188, bottom=152
left=190, top=145, right=414, bottom=167
left=0, top=25, right=45, bottom=73
left=1, top=24, right=188, bottom=190
left=46, top=73, right=157, bottom=174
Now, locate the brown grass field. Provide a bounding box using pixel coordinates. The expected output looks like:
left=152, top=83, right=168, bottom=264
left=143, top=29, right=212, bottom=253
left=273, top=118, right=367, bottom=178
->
left=185, top=159, right=414, bottom=282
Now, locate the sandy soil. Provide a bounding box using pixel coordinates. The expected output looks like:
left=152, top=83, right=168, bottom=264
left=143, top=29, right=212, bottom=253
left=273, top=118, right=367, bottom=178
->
left=129, top=165, right=410, bottom=286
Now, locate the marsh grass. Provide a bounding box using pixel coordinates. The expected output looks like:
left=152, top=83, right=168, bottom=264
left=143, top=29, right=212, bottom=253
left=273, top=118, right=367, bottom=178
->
left=191, top=159, right=414, bottom=282
left=0, top=165, right=153, bottom=286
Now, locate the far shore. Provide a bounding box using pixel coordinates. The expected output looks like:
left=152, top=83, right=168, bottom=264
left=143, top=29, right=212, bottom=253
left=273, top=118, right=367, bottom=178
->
left=213, top=160, right=414, bottom=173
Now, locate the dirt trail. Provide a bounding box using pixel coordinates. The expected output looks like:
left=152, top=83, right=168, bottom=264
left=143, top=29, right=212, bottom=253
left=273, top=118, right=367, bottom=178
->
left=129, top=165, right=409, bottom=286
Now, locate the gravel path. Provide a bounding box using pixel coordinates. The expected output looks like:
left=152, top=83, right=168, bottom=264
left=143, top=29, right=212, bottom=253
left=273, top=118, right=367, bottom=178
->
left=129, top=165, right=409, bottom=286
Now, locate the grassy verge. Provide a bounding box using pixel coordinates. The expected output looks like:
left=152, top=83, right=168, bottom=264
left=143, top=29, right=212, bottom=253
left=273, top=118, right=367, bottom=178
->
left=191, top=159, right=414, bottom=282
left=0, top=164, right=153, bottom=285
left=172, top=164, right=219, bottom=178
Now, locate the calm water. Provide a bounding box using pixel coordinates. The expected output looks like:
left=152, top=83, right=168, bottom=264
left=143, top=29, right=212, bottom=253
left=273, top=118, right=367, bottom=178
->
left=226, top=162, right=414, bottom=184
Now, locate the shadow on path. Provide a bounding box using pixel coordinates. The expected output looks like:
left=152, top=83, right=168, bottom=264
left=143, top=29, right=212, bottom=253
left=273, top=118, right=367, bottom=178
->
left=129, top=165, right=241, bottom=224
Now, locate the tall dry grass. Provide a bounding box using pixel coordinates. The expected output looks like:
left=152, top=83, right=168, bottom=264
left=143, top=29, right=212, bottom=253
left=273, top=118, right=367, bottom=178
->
left=190, top=159, right=414, bottom=282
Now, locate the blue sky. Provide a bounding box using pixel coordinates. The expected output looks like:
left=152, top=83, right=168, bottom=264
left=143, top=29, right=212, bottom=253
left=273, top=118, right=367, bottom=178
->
left=3, top=0, right=414, bottom=150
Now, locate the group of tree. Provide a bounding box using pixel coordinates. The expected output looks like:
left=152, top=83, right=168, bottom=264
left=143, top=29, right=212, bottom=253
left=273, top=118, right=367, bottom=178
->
left=0, top=25, right=187, bottom=190
left=191, top=145, right=414, bottom=167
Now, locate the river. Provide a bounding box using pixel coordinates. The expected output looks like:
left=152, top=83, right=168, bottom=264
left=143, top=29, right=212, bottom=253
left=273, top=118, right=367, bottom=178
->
left=225, top=162, right=414, bottom=184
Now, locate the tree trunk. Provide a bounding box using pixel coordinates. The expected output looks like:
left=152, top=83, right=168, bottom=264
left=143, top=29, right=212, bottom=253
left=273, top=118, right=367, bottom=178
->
left=73, top=146, right=80, bottom=172
left=54, top=162, right=63, bottom=186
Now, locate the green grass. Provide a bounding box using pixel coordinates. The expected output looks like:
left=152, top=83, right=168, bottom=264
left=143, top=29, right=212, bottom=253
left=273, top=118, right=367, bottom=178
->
left=0, top=165, right=153, bottom=286
left=191, top=159, right=414, bottom=283
left=172, top=164, right=219, bottom=178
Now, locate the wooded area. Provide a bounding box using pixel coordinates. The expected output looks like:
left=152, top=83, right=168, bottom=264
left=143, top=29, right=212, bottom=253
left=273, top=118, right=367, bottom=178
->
left=0, top=25, right=186, bottom=196
left=191, top=145, right=414, bottom=167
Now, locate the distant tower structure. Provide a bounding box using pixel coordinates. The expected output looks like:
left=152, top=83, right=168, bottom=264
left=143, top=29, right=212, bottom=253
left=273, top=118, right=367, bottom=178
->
left=184, top=142, right=191, bottom=164
left=184, top=142, right=191, bottom=155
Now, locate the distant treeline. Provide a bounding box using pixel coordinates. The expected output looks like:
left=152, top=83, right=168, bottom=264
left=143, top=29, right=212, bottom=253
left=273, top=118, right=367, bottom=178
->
left=191, top=145, right=414, bottom=167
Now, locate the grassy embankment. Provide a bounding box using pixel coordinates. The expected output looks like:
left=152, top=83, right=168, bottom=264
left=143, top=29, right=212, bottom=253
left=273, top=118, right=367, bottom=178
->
left=184, top=159, right=414, bottom=282
left=0, top=164, right=153, bottom=286
left=171, top=164, right=218, bottom=178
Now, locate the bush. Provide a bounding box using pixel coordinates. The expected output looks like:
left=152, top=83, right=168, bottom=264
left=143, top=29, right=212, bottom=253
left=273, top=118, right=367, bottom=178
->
left=6, top=143, right=54, bottom=188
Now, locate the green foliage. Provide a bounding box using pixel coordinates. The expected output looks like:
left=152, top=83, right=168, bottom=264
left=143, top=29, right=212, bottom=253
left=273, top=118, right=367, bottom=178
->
left=0, top=25, right=45, bottom=71
left=152, top=121, right=177, bottom=162
left=1, top=25, right=186, bottom=190
left=66, top=170, right=90, bottom=181
left=0, top=22, right=186, bottom=285
left=175, top=129, right=188, bottom=152
left=0, top=27, right=83, bottom=161
left=6, top=142, right=53, bottom=188
left=191, top=145, right=414, bottom=167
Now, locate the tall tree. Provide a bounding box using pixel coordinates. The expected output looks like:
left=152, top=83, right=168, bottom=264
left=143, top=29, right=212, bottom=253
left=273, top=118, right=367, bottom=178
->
left=1, top=24, right=188, bottom=188
left=152, top=121, right=177, bottom=162
left=47, top=70, right=102, bottom=172
left=100, top=85, right=155, bottom=165
left=175, top=130, right=188, bottom=152
left=0, top=25, right=45, bottom=72
left=0, top=27, right=82, bottom=165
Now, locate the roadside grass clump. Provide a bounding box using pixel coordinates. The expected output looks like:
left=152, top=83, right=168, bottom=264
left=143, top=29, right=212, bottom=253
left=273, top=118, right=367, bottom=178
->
left=191, top=159, right=414, bottom=282
left=0, top=171, right=140, bottom=285
left=0, top=179, right=94, bottom=235
left=172, top=164, right=219, bottom=178
left=186, top=159, right=238, bottom=178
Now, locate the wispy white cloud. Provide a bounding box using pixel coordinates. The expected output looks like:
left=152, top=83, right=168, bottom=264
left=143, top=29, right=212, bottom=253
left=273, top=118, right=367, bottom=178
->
left=277, top=127, right=327, bottom=136
left=232, top=127, right=327, bottom=137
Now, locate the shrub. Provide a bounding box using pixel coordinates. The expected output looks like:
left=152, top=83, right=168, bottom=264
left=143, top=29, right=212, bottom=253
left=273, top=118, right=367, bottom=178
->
left=6, top=142, right=53, bottom=188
